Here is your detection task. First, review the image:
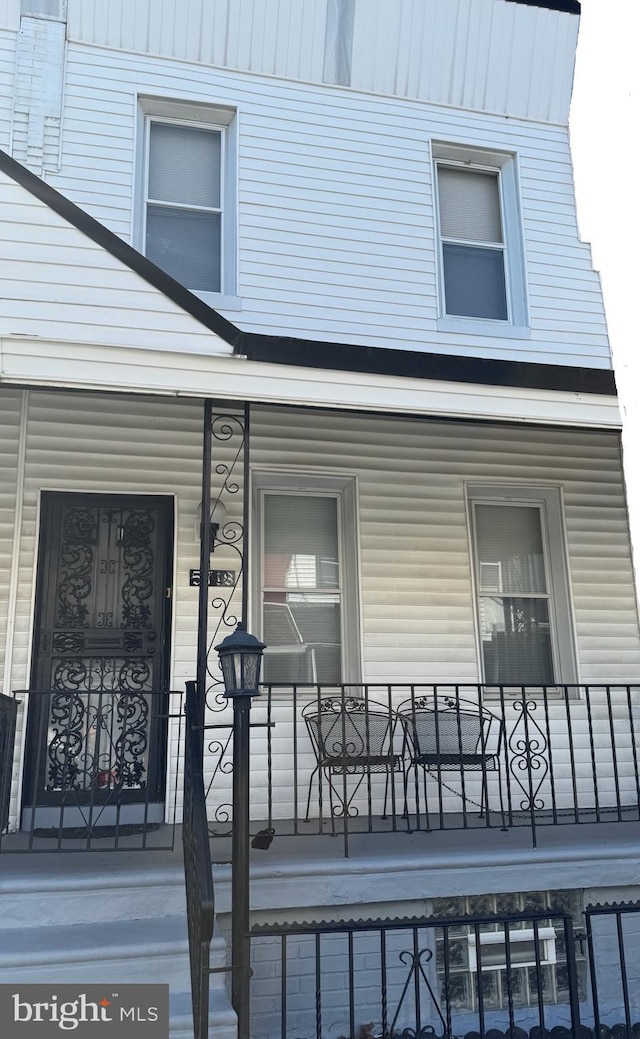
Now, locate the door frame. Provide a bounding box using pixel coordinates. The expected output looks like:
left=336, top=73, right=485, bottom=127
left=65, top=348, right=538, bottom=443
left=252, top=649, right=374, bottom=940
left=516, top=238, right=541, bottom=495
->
left=22, top=490, right=175, bottom=820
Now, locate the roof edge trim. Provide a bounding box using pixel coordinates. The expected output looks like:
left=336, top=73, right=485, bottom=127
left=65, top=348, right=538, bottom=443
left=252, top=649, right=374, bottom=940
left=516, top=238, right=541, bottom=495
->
left=506, top=0, right=580, bottom=13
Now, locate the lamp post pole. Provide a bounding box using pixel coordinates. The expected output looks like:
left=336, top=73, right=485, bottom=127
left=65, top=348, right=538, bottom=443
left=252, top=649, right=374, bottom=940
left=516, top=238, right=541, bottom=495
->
left=230, top=691, right=252, bottom=1039
left=216, top=624, right=265, bottom=1039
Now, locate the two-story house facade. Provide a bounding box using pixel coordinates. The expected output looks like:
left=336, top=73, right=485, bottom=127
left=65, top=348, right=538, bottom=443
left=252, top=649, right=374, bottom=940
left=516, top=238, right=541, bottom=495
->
left=1, top=1, right=639, bottom=1037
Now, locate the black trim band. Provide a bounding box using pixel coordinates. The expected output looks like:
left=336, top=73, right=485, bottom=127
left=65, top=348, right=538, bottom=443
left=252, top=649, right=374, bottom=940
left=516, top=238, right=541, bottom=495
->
left=245, top=335, right=615, bottom=396
left=507, top=0, right=580, bottom=13
left=1, top=148, right=612, bottom=398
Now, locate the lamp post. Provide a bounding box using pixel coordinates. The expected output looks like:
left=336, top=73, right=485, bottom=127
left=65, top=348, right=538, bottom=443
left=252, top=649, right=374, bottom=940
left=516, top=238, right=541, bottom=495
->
left=216, top=623, right=265, bottom=1039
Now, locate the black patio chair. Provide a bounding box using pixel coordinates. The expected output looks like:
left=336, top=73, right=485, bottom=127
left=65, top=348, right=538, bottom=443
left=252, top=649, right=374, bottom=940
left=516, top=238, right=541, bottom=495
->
left=302, top=696, right=408, bottom=827
left=398, top=694, right=507, bottom=829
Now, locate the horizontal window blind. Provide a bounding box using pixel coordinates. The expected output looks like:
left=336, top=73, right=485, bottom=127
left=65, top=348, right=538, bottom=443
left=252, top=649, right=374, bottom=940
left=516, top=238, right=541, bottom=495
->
left=148, top=123, right=221, bottom=208
left=438, top=167, right=502, bottom=244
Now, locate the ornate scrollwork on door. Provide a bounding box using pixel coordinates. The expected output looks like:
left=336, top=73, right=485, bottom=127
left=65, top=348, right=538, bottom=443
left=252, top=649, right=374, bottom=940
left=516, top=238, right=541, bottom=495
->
left=45, top=689, right=151, bottom=792
left=55, top=507, right=98, bottom=628
left=121, top=510, right=156, bottom=628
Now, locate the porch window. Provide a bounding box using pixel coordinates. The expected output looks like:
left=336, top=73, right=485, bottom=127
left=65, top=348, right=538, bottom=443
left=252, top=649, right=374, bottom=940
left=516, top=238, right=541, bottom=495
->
left=254, top=475, right=360, bottom=686
left=468, top=486, right=576, bottom=686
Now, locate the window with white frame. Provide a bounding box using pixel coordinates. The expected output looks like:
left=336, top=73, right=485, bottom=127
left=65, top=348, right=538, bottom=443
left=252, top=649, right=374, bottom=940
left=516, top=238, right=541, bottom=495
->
left=467, top=486, right=576, bottom=686
left=253, top=474, right=360, bottom=686
left=434, top=144, right=527, bottom=329
left=137, top=100, right=237, bottom=301
left=432, top=890, right=586, bottom=1011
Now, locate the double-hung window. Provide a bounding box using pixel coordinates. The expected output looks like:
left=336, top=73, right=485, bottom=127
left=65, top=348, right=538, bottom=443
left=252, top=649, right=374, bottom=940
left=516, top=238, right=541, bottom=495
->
left=434, top=144, right=528, bottom=330
left=144, top=120, right=223, bottom=293
left=137, top=100, right=237, bottom=302
left=468, top=486, right=576, bottom=686
left=437, top=165, right=507, bottom=320
left=254, top=474, right=360, bottom=687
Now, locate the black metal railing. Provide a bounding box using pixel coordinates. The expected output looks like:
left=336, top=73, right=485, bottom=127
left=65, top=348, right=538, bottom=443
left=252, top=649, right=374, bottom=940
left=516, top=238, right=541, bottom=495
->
left=183, top=681, right=216, bottom=1039
left=0, top=693, right=20, bottom=833
left=250, top=905, right=584, bottom=1039
left=0, top=689, right=183, bottom=852
left=205, top=683, right=640, bottom=855
left=250, top=900, right=640, bottom=1039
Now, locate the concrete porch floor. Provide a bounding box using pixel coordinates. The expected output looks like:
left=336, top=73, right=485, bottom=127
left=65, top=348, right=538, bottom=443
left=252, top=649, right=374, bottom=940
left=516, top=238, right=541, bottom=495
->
left=2, top=812, right=639, bottom=914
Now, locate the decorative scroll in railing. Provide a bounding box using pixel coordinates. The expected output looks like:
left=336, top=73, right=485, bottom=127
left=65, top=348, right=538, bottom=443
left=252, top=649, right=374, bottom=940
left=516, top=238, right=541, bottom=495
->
left=0, top=693, right=20, bottom=834
left=204, top=409, right=247, bottom=714
left=183, top=680, right=216, bottom=1039
left=204, top=683, right=640, bottom=857
left=0, top=689, right=182, bottom=852
left=250, top=906, right=587, bottom=1039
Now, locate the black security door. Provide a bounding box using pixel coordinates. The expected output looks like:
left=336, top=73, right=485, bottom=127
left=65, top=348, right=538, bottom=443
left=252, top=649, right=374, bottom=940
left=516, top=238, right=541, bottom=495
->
left=24, top=493, right=173, bottom=808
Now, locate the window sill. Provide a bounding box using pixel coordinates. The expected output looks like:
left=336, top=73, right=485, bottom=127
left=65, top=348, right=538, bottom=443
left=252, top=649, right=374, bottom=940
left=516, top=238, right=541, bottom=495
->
left=193, top=291, right=243, bottom=312
left=437, top=317, right=531, bottom=340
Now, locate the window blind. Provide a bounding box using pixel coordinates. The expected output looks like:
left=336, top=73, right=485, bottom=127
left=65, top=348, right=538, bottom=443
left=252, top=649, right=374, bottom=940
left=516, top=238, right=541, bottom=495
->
left=438, top=167, right=502, bottom=244
left=264, top=495, right=339, bottom=589
left=148, top=123, right=221, bottom=208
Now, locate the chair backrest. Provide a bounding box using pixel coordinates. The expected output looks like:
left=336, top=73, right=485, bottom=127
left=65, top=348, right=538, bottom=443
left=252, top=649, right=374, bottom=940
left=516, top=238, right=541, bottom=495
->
left=303, top=697, right=396, bottom=761
left=263, top=602, right=304, bottom=646
left=398, top=695, right=499, bottom=759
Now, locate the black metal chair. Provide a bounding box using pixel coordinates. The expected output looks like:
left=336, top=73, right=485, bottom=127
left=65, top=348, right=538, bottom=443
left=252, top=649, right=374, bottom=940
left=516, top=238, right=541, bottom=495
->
left=302, top=696, right=407, bottom=826
left=398, top=694, right=507, bottom=828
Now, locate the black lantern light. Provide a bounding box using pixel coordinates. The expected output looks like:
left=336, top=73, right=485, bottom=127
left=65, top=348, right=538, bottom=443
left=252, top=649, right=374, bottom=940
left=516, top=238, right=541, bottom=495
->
left=216, top=623, right=266, bottom=697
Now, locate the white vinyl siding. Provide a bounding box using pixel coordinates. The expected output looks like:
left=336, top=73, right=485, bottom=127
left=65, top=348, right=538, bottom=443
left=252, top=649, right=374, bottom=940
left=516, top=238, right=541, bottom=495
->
left=0, top=169, right=232, bottom=354
left=0, top=389, right=22, bottom=696
left=45, top=42, right=610, bottom=370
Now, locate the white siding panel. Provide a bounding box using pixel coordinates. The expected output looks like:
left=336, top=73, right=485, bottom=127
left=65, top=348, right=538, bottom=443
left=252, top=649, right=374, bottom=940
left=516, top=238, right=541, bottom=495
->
left=4, top=393, right=638, bottom=815
left=51, top=46, right=610, bottom=370
left=67, top=0, right=328, bottom=83
left=0, top=172, right=232, bottom=354
left=0, top=388, right=21, bottom=695
left=0, top=28, right=17, bottom=151
left=0, top=0, right=18, bottom=30
left=64, top=0, right=576, bottom=123
left=350, top=0, right=577, bottom=123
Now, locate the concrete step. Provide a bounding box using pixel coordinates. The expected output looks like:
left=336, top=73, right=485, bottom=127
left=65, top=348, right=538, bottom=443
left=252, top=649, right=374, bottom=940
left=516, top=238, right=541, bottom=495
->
left=0, top=849, right=186, bottom=928
left=0, top=917, right=236, bottom=1038
left=0, top=850, right=236, bottom=1038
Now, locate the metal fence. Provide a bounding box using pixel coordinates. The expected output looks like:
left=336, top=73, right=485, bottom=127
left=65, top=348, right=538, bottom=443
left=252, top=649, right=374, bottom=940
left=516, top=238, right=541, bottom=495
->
left=0, top=689, right=183, bottom=852
left=249, top=901, right=640, bottom=1039
left=205, top=684, right=640, bottom=855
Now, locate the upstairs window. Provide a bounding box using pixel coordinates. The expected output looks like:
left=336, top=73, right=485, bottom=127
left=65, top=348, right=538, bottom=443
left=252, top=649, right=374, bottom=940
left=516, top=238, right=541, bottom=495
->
left=434, top=144, right=528, bottom=331
left=137, top=99, right=237, bottom=303
left=437, top=165, right=507, bottom=321
left=144, top=120, right=223, bottom=293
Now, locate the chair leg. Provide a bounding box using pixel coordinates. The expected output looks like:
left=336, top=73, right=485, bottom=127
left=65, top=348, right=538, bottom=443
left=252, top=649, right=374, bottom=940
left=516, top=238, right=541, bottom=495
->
left=497, top=762, right=508, bottom=831
left=305, top=765, right=319, bottom=822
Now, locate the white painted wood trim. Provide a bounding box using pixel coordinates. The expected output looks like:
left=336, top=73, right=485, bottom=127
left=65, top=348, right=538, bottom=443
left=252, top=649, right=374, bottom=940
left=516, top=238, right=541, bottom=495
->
left=0, top=336, right=621, bottom=430
left=1, top=388, right=27, bottom=699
